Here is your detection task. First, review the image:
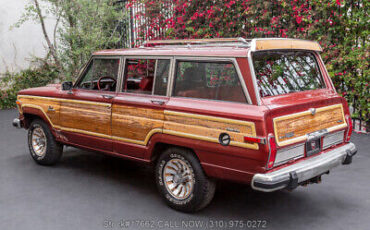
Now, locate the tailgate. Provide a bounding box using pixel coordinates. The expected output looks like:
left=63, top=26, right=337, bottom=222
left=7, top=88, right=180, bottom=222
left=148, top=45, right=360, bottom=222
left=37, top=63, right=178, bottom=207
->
left=273, top=104, right=347, bottom=147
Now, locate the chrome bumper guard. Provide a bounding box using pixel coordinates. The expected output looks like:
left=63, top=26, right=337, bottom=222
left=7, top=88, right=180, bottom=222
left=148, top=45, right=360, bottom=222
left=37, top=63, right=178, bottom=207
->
left=251, top=142, right=357, bottom=192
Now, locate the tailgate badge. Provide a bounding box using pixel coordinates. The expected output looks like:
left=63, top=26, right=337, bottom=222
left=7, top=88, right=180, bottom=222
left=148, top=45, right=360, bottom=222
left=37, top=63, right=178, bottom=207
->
left=310, top=108, right=316, bottom=115
left=280, top=131, right=294, bottom=139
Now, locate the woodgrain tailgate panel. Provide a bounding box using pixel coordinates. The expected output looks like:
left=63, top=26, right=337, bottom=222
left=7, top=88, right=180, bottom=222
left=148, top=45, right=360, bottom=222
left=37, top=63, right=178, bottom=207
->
left=274, top=104, right=347, bottom=147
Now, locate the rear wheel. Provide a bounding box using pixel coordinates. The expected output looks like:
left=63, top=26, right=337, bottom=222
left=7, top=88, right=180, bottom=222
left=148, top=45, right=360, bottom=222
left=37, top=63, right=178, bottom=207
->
left=155, top=147, right=216, bottom=212
left=28, top=119, right=63, bottom=165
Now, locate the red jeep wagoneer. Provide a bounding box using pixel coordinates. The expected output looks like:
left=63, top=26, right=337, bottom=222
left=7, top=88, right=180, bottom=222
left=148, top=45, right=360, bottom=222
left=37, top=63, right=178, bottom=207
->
left=13, top=38, right=357, bottom=212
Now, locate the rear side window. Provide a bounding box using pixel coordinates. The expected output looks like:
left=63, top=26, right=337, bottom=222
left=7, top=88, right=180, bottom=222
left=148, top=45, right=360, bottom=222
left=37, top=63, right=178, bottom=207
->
left=173, top=61, right=246, bottom=103
left=123, top=59, right=170, bottom=95
left=253, top=51, right=325, bottom=97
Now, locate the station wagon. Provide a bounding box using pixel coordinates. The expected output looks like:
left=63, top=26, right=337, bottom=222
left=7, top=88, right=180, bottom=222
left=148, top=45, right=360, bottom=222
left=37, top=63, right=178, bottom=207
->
left=13, top=38, right=357, bottom=212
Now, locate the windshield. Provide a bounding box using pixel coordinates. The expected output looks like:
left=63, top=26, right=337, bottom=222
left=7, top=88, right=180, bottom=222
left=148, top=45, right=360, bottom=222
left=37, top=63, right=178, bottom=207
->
left=252, top=51, right=325, bottom=97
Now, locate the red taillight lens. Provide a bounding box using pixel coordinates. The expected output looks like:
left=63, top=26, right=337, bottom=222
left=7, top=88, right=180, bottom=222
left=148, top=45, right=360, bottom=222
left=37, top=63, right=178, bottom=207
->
left=244, top=136, right=266, bottom=144
left=346, top=115, right=353, bottom=142
left=267, top=135, right=277, bottom=169
left=244, top=136, right=260, bottom=143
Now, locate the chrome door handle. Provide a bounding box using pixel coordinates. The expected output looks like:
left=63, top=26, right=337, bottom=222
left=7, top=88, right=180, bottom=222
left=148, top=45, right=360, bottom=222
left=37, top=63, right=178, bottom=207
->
left=151, top=100, right=166, bottom=105
left=102, top=94, right=114, bottom=99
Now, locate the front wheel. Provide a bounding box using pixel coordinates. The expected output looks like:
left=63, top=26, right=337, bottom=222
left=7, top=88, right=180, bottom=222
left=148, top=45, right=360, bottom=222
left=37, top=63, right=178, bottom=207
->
left=28, top=119, right=63, bottom=165
left=155, top=147, right=216, bottom=212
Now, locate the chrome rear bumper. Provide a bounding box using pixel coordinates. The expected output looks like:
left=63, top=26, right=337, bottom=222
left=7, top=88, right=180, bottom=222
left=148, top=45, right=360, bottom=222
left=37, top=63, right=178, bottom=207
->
left=251, top=142, right=357, bottom=192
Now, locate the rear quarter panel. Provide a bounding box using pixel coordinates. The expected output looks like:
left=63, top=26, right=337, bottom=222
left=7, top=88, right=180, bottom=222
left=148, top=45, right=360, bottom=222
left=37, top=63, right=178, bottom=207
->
left=154, top=97, right=269, bottom=184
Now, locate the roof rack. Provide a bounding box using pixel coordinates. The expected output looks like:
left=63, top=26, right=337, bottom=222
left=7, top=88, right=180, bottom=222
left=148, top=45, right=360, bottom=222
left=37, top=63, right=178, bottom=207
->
left=143, top=38, right=251, bottom=48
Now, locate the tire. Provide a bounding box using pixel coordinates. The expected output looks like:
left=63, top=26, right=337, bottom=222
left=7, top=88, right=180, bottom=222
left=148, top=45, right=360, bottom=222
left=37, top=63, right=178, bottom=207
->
left=28, top=119, right=63, bottom=165
left=155, top=147, right=216, bottom=212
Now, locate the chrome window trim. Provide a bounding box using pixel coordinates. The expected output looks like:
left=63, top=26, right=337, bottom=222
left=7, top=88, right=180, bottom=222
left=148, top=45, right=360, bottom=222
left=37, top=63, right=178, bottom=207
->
left=73, top=57, right=93, bottom=88
left=170, top=56, right=252, bottom=105
left=116, top=57, right=125, bottom=93
left=121, top=55, right=173, bottom=59
left=247, top=50, right=262, bottom=105
left=152, top=59, right=173, bottom=97
left=318, top=53, right=336, bottom=93
left=151, top=60, right=159, bottom=95
left=167, top=57, right=176, bottom=97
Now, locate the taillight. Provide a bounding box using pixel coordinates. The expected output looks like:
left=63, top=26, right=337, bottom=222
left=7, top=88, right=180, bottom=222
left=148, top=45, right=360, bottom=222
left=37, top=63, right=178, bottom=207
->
left=345, top=115, right=353, bottom=142
left=267, top=134, right=277, bottom=169
left=244, top=136, right=266, bottom=144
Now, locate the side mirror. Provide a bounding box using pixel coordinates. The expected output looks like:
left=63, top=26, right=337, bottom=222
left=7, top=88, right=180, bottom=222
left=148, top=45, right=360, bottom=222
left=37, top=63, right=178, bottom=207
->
left=61, top=81, right=73, bottom=91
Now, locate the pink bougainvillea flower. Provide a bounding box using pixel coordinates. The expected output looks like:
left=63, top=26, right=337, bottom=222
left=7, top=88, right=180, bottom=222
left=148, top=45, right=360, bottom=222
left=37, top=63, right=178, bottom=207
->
left=191, top=12, right=198, bottom=20
left=296, top=16, right=303, bottom=24
left=177, top=16, right=184, bottom=24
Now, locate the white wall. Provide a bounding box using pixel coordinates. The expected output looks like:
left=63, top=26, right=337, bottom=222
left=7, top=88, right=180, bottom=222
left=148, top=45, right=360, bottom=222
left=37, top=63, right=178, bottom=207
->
left=0, top=0, right=55, bottom=74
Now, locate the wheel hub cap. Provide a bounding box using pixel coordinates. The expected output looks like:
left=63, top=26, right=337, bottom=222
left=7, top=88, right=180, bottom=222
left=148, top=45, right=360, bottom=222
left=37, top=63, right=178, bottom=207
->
left=163, top=159, right=194, bottom=200
left=32, top=127, right=47, bottom=157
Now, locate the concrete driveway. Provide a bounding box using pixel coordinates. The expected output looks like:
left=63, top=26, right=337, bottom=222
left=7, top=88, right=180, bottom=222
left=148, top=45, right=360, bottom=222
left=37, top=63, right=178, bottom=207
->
left=1, top=109, right=369, bottom=230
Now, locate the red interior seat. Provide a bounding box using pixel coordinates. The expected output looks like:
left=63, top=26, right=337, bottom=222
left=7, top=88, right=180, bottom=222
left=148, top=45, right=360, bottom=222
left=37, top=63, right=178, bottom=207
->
left=139, top=77, right=154, bottom=91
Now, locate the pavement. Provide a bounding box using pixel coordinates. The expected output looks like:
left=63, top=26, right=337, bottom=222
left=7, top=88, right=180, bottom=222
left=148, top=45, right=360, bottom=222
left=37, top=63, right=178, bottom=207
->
left=0, top=109, right=369, bottom=230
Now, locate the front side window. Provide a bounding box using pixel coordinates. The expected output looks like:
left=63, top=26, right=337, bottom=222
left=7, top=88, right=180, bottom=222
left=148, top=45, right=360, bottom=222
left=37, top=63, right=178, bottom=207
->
left=76, top=58, right=120, bottom=91
left=253, top=51, right=325, bottom=97
left=173, top=61, right=246, bottom=103
left=123, top=58, right=170, bottom=95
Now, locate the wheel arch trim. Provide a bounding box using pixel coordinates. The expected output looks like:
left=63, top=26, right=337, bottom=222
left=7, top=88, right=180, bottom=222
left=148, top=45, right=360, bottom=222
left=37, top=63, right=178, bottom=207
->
left=21, top=104, right=57, bottom=129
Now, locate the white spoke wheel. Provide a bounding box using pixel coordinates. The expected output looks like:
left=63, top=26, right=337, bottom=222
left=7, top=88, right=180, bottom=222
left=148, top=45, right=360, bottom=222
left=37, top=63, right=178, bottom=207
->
left=155, top=147, right=216, bottom=212
left=28, top=119, right=63, bottom=165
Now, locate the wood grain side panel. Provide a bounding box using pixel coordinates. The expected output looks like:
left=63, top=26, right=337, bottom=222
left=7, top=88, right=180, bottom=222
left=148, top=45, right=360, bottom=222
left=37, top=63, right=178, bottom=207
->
left=112, top=105, right=164, bottom=143
left=164, top=111, right=258, bottom=150
left=60, top=102, right=111, bottom=136
left=18, top=97, right=60, bottom=127
left=274, top=104, right=346, bottom=146
left=165, top=114, right=254, bottom=136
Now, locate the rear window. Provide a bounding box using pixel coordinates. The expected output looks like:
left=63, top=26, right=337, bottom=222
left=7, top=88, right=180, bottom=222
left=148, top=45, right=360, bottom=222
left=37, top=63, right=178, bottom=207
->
left=252, top=51, right=325, bottom=97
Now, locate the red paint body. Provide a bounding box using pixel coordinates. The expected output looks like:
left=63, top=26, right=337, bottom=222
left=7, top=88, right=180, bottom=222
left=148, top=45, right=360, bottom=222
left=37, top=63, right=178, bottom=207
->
left=17, top=46, right=352, bottom=185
